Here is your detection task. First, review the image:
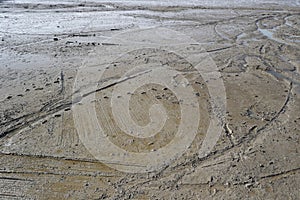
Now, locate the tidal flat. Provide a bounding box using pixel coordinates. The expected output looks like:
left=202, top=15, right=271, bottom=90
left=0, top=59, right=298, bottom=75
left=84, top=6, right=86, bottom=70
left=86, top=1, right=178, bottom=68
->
left=0, top=0, right=299, bottom=199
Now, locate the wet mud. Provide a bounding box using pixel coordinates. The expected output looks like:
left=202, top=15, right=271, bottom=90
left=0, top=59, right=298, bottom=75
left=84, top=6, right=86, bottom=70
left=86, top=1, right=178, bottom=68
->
left=0, top=0, right=299, bottom=199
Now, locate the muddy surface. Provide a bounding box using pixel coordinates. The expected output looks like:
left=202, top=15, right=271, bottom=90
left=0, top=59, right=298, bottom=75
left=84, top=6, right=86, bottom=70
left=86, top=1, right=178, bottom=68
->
left=0, top=0, right=299, bottom=199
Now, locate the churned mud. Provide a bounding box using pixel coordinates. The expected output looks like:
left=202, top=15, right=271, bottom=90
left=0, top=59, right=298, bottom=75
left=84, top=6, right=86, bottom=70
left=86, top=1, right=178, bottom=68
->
left=0, top=0, right=299, bottom=199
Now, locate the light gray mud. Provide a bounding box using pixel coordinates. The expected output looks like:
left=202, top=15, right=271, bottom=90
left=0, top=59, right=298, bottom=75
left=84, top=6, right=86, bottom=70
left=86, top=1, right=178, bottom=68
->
left=0, top=0, right=299, bottom=199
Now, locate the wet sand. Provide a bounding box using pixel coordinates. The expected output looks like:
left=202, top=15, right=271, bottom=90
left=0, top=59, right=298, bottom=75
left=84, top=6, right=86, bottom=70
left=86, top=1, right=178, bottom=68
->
left=0, top=0, right=299, bottom=199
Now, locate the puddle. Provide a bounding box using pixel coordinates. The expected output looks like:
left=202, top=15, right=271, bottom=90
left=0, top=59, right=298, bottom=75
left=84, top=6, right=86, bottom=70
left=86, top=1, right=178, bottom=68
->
left=257, top=28, right=280, bottom=43
left=258, top=27, right=298, bottom=47
left=259, top=28, right=274, bottom=39
left=236, top=32, right=247, bottom=40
